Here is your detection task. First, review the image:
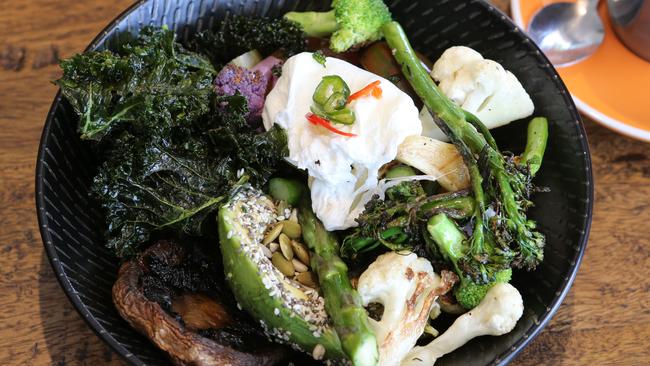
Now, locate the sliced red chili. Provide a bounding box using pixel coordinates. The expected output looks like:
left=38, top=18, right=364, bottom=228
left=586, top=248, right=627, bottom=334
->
left=306, top=113, right=357, bottom=137
left=347, top=80, right=382, bottom=103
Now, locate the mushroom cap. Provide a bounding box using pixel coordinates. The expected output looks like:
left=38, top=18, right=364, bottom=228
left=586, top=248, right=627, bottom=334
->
left=112, top=240, right=286, bottom=366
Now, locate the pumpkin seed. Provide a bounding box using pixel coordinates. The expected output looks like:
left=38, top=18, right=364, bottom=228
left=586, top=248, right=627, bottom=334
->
left=292, top=259, right=308, bottom=272
left=296, top=271, right=318, bottom=288
left=279, top=234, right=294, bottom=260
left=272, top=252, right=294, bottom=276
left=261, top=245, right=272, bottom=258
left=291, top=241, right=310, bottom=265
left=281, top=220, right=302, bottom=239
left=289, top=208, right=299, bottom=223
left=277, top=200, right=288, bottom=217
left=312, top=344, right=325, bottom=361
left=269, top=242, right=279, bottom=253
left=263, top=223, right=284, bottom=245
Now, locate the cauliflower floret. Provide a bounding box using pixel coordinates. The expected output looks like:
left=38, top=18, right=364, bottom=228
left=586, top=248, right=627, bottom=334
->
left=421, top=46, right=534, bottom=141
left=401, top=283, right=524, bottom=366
left=357, top=252, right=457, bottom=366
left=214, top=64, right=268, bottom=120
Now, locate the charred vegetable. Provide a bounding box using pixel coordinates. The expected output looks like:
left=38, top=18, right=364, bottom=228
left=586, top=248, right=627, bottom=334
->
left=55, top=26, right=215, bottom=141
left=426, top=214, right=512, bottom=309
left=57, top=23, right=295, bottom=257
left=191, top=16, right=306, bottom=68
left=112, top=240, right=287, bottom=366
left=342, top=184, right=475, bottom=258
left=382, top=21, right=548, bottom=278
left=93, top=95, right=287, bottom=257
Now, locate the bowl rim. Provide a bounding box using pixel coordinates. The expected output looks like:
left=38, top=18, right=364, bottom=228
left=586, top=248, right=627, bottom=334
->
left=35, top=0, right=594, bottom=365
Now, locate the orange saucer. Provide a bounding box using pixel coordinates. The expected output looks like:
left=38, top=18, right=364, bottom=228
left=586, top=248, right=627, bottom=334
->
left=512, top=0, right=650, bottom=141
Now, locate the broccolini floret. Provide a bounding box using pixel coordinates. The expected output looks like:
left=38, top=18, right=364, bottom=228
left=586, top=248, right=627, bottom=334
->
left=284, top=0, right=392, bottom=52
left=426, top=213, right=512, bottom=309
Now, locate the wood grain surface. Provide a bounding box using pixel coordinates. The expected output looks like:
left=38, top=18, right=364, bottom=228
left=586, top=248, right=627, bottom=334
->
left=1, top=0, right=648, bottom=365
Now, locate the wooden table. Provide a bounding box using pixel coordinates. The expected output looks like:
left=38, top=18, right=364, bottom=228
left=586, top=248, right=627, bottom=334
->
left=1, top=0, right=649, bottom=365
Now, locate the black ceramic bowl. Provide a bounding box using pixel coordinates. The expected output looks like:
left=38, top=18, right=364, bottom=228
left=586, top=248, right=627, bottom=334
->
left=36, top=0, right=593, bottom=365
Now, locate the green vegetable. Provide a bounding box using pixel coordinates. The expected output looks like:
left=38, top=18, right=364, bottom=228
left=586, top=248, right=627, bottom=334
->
left=312, top=75, right=356, bottom=124
left=191, top=15, right=306, bottom=68
left=519, top=117, right=549, bottom=176
left=286, top=10, right=339, bottom=38
left=323, top=92, right=348, bottom=113
left=313, top=50, right=328, bottom=66
left=298, top=195, right=379, bottom=366
left=342, top=183, right=475, bottom=258
left=218, top=189, right=345, bottom=360
left=56, top=19, right=308, bottom=256
left=426, top=213, right=512, bottom=309
left=313, top=76, right=351, bottom=105
left=284, top=0, right=392, bottom=53
left=384, top=165, right=417, bottom=179
left=454, top=269, right=512, bottom=310
left=325, top=107, right=356, bottom=125
left=93, top=95, right=288, bottom=257
left=269, top=177, right=304, bottom=205
left=55, top=26, right=215, bottom=141
left=382, top=20, right=546, bottom=275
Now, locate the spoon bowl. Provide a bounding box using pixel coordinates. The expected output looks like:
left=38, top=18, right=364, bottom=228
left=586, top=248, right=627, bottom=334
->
left=528, top=1, right=605, bottom=66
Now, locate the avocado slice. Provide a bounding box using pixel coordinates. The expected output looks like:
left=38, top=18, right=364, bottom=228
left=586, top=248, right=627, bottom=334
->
left=218, top=186, right=345, bottom=361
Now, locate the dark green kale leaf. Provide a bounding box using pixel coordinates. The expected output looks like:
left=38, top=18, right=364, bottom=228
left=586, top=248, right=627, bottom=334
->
left=93, top=131, right=226, bottom=257
left=56, top=23, right=295, bottom=257
left=207, top=95, right=289, bottom=185
left=92, top=95, right=288, bottom=257
left=190, top=16, right=306, bottom=67
left=55, top=26, right=216, bottom=141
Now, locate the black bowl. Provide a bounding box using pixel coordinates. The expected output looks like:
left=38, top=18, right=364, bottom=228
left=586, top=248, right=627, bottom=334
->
left=36, top=0, right=593, bottom=365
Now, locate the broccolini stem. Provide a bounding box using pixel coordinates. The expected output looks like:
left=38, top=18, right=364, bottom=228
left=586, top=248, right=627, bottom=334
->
left=381, top=22, right=487, bottom=153
left=298, top=199, right=379, bottom=366
left=284, top=10, right=339, bottom=37
left=418, top=193, right=475, bottom=220
left=382, top=20, right=545, bottom=270
left=520, top=117, right=549, bottom=176
left=426, top=213, right=467, bottom=266
left=464, top=110, right=499, bottom=151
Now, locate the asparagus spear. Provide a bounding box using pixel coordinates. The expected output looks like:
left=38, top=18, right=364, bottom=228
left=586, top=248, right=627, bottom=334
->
left=298, top=196, right=379, bottom=366
left=382, top=21, right=547, bottom=275
left=267, top=178, right=377, bottom=363
left=519, top=117, right=549, bottom=176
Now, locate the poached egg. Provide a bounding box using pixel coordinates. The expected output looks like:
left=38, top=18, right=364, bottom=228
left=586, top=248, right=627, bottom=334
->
left=263, top=52, right=421, bottom=230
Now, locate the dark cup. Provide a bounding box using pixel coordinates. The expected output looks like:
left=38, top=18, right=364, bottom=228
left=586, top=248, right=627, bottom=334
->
left=608, top=0, right=650, bottom=61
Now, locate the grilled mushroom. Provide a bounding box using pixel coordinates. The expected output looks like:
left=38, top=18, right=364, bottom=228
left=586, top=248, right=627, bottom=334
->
left=112, top=240, right=286, bottom=366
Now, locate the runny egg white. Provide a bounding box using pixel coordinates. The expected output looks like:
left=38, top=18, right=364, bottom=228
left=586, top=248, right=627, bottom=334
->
left=263, top=52, right=422, bottom=230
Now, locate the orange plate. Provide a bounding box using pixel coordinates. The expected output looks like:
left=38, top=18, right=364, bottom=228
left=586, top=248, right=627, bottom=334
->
left=512, top=0, right=650, bottom=141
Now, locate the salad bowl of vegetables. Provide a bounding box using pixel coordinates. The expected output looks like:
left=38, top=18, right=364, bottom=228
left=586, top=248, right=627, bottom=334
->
left=36, top=0, right=593, bottom=365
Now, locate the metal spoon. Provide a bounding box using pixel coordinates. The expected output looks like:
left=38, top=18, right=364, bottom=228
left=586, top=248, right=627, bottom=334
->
left=528, top=0, right=605, bottom=67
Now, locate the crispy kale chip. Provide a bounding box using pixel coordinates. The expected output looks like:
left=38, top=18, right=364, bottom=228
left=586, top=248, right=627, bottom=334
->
left=93, top=95, right=288, bottom=257
left=55, top=26, right=216, bottom=141
left=190, top=15, right=306, bottom=67
left=56, top=21, right=299, bottom=257
left=94, top=132, right=226, bottom=257
left=207, top=95, right=288, bottom=184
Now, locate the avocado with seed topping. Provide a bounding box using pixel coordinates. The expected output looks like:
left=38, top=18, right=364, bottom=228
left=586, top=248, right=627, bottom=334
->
left=218, top=186, right=345, bottom=361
